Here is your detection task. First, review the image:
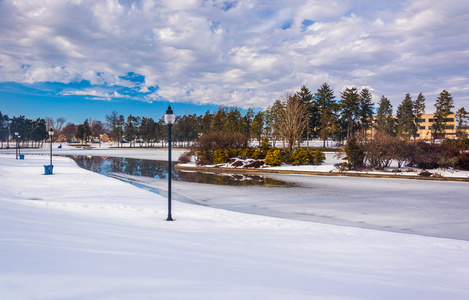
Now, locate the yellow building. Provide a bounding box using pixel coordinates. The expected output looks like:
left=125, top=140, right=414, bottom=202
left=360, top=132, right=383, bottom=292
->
left=368, top=113, right=464, bottom=140
left=415, top=113, right=456, bottom=140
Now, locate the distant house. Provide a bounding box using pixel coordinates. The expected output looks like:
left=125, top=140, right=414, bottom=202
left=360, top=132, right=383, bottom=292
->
left=58, top=134, right=67, bottom=142
left=101, top=133, right=110, bottom=143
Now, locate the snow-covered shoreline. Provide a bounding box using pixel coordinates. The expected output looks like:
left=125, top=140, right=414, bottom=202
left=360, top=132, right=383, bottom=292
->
left=1, top=154, right=469, bottom=299
left=5, top=142, right=468, bottom=179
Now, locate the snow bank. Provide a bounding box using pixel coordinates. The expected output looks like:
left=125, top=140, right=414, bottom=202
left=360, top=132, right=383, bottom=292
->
left=1, top=155, right=469, bottom=299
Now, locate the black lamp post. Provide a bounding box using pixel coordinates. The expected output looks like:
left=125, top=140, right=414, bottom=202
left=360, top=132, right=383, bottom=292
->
left=18, top=135, right=21, bottom=159
left=14, top=132, right=18, bottom=159
left=49, top=128, right=54, bottom=172
left=164, top=105, right=176, bottom=221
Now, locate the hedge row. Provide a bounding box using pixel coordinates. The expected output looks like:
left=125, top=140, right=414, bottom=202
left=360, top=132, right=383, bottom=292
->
left=193, top=147, right=325, bottom=167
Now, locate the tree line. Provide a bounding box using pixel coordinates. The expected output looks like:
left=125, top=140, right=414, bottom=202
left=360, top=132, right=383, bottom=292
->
left=275, top=85, right=467, bottom=150
left=0, top=113, right=49, bottom=148
left=99, top=85, right=467, bottom=151
left=1, top=83, right=468, bottom=150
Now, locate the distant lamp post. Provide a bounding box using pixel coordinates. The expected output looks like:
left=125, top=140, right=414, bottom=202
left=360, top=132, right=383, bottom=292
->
left=164, top=105, right=176, bottom=221
left=15, top=132, right=18, bottom=159
left=49, top=128, right=54, bottom=173
left=18, top=135, right=21, bottom=159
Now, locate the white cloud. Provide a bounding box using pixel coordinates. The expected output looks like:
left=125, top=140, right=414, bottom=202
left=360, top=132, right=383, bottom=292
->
left=61, top=88, right=130, bottom=100
left=0, top=0, right=469, bottom=111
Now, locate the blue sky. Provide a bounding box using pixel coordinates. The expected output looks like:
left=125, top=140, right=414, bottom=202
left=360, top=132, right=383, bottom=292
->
left=1, top=0, right=469, bottom=124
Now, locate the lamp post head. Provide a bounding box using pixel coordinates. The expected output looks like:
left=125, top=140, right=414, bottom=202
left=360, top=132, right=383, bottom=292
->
left=164, top=105, right=176, bottom=125
left=49, top=128, right=54, bottom=136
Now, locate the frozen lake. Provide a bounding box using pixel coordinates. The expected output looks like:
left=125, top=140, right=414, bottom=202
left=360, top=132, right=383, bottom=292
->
left=3, top=145, right=469, bottom=241
left=110, top=171, right=469, bottom=241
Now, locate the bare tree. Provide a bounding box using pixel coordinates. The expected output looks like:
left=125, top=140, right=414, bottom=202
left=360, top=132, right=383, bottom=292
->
left=46, top=117, right=54, bottom=131
left=62, top=122, right=77, bottom=142
left=55, top=117, right=66, bottom=134
left=276, top=92, right=308, bottom=153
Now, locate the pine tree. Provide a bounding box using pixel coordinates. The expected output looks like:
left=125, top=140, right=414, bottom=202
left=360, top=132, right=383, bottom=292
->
left=456, top=107, right=468, bottom=129
left=124, top=115, right=140, bottom=147
left=340, top=87, right=360, bottom=140
left=315, top=83, right=336, bottom=146
left=200, top=110, right=212, bottom=134
left=251, top=111, right=265, bottom=143
left=413, top=92, right=426, bottom=119
left=358, top=88, right=374, bottom=138
left=210, top=107, right=226, bottom=132
left=455, top=107, right=469, bottom=139
left=396, top=93, right=417, bottom=139
left=432, top=89, right=454, bottom=139
left=296, top=86, right=314, bottom=145
left=375, top=96, right=394, bottom=136
left=0, top=111, right=9, bottom=148
left=413, top=92, right=426, bottom=138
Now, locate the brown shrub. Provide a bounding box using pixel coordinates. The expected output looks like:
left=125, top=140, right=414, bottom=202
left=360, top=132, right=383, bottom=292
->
left=178, top=151, right=192, bottom=164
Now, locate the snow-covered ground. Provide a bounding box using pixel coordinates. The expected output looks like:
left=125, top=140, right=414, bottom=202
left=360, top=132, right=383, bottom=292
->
left=1, top=153, right=469, bottom=299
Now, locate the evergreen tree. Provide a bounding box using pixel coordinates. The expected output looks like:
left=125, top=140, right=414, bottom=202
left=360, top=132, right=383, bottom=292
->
left=413, top=92, right=426, bottom=137
left=91, top=120, right=104, bottom=144
left=241, top=108, right=254, bottom=145
left=210, top=107, right=226, bottom=132
left=75, top=124, right=84, bottom=143
left=315, top=83, right=336, bottom=146
left=200, top=110, right=212, bottom=134
left=225, top=107, right=244, bottom=134
left=344, top=136, right=364, bottom=169
left=124, top=115, right=140, bottom=146
left=396, top=93, right=417, bottom=139
left=31, top=118, right=48, bottom=146
left=413, top=92, right=426, bottom=120
left=375, top=96, right=395, bottom=136
left=456, top=107, right=468, bottom=129
left=358, top=88, right=374, bottom=138
left=296, top=85, right=314, bottom=143
left=174, top=114, right=199, bottom=147
left=265, top=100, right=284, bottom=146
left=0, top=111, right=9, bottom=148
left=455, top=107, right=469, bottom=139
left=329, top=101, right=344, bottom=144
left=251, top=111, right=265, bottom=143
left=10, top=116, right=27, bottom=144
left=340, top=87, right=360, bottom=140
left=432, top=89, right=454, bottom=139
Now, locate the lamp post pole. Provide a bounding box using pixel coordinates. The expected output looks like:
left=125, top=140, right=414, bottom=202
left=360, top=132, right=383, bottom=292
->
left=164, top=105, right=176, bottom=221
left=15, top=132, right=18, bottom=159
left=18, top=135, right=21, bottom=158
left=49, top=128, right=54, bottom=172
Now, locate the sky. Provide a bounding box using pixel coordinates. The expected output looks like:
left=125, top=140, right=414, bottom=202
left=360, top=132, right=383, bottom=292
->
left=1, top=0, right=469, bottom=124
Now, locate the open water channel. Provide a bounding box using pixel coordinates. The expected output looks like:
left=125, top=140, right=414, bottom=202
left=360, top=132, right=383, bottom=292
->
left=67, top=155, right=292, bottom=187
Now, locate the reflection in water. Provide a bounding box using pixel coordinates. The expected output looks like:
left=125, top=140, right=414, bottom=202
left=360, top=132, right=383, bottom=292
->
left=67, top=155, right=171, bottom=179
left=67, top=155, right=292, bottom=187
left=177, top=171, right=292, bottom=187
